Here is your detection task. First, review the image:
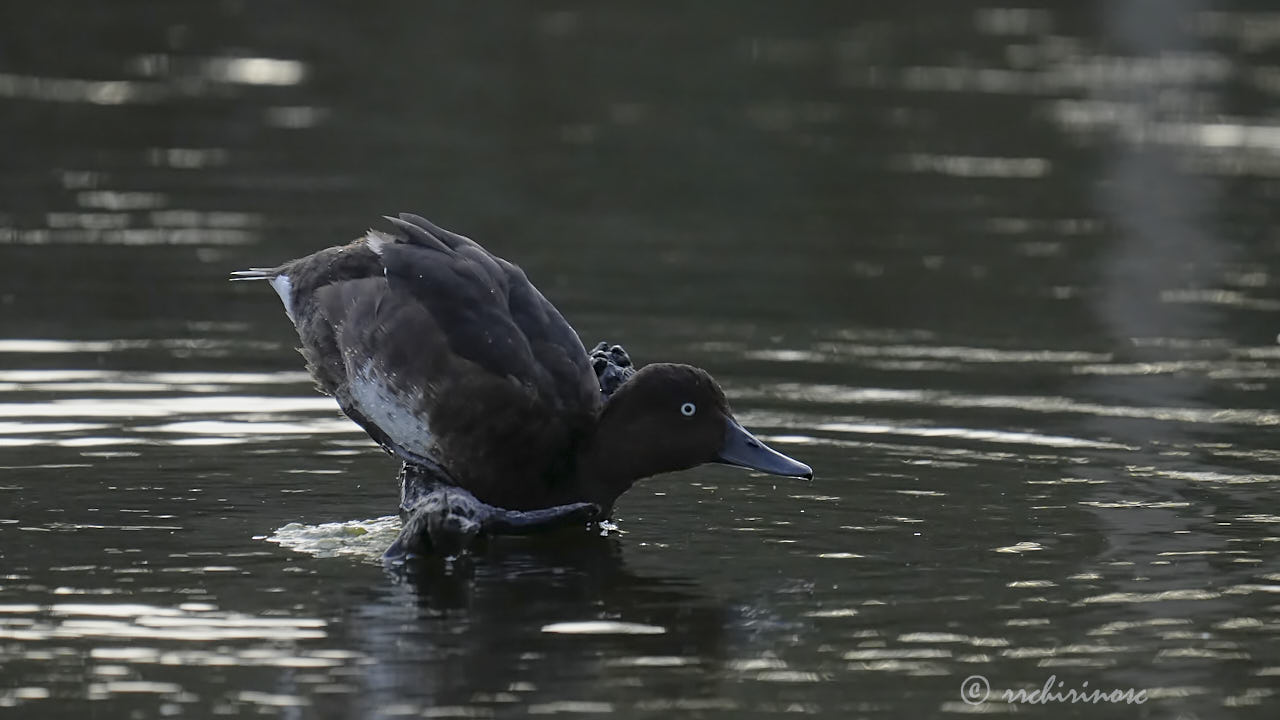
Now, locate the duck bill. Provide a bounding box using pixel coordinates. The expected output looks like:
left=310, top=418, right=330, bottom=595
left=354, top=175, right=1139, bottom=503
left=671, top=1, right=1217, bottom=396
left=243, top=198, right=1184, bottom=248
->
left=717, top=418, right=813, bottom=479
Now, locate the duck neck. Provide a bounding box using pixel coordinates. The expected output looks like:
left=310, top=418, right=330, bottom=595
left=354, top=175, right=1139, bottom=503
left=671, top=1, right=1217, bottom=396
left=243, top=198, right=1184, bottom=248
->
left=571, top=420, right=655, bottom=515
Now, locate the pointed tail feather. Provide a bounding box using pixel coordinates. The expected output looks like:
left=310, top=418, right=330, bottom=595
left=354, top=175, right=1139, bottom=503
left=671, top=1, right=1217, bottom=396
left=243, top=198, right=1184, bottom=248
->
left=229, top=268, right=278, bottom=281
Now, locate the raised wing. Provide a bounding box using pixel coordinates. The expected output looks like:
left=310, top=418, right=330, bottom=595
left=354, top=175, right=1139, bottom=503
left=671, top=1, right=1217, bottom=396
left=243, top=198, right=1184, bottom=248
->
left=265, top=215, right=601, bottom=507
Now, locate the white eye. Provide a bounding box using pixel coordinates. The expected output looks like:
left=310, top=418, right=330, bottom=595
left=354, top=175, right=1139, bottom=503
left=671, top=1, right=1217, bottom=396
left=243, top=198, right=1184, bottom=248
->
left=680, top=402, right=696, bottom=417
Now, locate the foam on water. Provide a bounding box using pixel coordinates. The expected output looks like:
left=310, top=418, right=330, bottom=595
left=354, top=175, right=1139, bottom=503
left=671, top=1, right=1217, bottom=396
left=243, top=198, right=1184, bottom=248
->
left=264, top=516, right=402, bottom=560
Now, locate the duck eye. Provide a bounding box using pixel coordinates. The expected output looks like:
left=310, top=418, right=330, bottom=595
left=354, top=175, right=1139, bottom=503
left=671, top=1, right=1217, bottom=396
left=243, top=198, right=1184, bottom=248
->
left=680, top=402, right=696, bottom=417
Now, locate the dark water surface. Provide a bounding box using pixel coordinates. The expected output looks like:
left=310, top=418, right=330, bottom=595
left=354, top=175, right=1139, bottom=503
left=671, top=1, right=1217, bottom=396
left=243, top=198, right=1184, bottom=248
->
left=3, top=2, right=1279, bottom=718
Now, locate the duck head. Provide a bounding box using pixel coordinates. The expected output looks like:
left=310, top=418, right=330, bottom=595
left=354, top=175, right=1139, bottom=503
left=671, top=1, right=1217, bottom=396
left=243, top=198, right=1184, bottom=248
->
left=578, top=363, right=812, bottom=508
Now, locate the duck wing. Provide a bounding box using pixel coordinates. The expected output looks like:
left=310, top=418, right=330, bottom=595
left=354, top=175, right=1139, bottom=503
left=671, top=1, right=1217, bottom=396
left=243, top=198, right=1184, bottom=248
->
left=241, top=215, right=602, bottom=508
left=374, top=214, right=594, bottom=407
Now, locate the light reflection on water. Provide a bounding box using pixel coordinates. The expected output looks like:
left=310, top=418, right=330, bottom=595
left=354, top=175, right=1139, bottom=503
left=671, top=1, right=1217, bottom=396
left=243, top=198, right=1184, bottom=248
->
left=1, top=327, right=1275, bottom=715
left=0, top=601, right=354, bottom=712
left=0, top=602, right=327, bottom=642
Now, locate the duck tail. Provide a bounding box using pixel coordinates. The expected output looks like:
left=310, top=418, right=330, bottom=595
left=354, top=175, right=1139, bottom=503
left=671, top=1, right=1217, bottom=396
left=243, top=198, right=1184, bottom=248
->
left=229, top=267, right=279, bottom=281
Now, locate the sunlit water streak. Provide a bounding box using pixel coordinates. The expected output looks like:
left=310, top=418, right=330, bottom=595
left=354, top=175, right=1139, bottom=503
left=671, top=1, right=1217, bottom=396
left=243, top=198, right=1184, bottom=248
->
left=0, top=602, right=364, bottom=712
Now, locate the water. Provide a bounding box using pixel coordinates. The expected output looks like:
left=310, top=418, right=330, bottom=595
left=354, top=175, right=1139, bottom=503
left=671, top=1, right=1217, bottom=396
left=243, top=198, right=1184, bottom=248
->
left=2, top=2, right=1279, bottom=717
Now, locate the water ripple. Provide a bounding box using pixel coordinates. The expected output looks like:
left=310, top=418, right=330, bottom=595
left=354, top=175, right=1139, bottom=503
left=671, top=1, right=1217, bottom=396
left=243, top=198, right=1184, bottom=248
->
left=0, top=603, right=326, bottom=642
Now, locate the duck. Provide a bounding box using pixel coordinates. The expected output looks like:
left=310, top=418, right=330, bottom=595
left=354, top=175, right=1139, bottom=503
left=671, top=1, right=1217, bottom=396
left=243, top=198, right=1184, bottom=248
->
left=232, top=213, right=812, bottom=557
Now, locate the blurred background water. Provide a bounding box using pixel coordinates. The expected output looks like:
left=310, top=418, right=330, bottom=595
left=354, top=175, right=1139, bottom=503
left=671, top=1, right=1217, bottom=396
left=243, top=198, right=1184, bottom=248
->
left=2, top=1, right=1279, bottom=718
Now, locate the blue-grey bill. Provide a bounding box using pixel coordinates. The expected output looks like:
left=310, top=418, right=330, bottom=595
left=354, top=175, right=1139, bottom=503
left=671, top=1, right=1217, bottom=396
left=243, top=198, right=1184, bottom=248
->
left=717, top=419, right=813, bottom=479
